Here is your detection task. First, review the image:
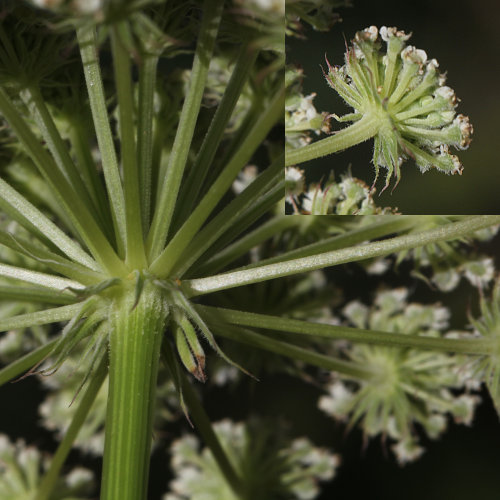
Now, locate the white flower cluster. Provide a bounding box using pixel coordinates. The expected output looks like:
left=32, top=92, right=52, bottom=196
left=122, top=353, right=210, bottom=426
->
left=0, top=434, right=94, bottom=499
left=286, top=66, right=331, bottom=149
left=285, top=167, right=396, bottom=215
left=165, top=419, right=339, bottom=500
left=319, top=289, right=479, bottom=464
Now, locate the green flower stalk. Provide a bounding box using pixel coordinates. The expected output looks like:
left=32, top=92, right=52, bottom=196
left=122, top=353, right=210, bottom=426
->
left=285, top=26, right=473, bottom=192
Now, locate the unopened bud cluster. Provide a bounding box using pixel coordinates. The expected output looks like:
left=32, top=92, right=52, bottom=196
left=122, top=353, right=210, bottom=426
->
left=326, top=26, right=473, bottom=190
left=285, top=167, right=395, bottom=214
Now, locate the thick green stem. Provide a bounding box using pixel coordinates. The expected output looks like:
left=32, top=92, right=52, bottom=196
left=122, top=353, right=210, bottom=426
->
left=36, top=356, right=107, bottom=500
left=101, top=284, right=168, bottom=500
left=285, top=114, right=380, bottom=166
left=146, top=0, right=224, bottom=260
left=184, top=216, right=500, bottom=296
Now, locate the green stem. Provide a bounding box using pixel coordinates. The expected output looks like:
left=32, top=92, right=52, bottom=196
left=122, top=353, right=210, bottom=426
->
left=0, top=285, right=76, bottom=305
left=0, top=303, right=84, bottom=333
left=0, top=87, right=125, bottom=276
left=240, top=215, right=422, bottom=271
left=19, top=85, right=105, bottom=231
left=150, top=85, right=285, bottom=278
left=195, top=216, right=299, bottom=276
left=69, top=117, right=115, bottom=240
left=0, top=177, right=99, bottom=271
left=184, top=215, right=500, bottom=296
left=111, top=22, right=147, bottom=268
left=175, top=154, right=284, bottom=277
left=200, top=306, right=493, bottom=355
left=191, top=179, right=284, bottom=276
left=174, top=44, right=259, bottom=228
left=146, top=0, right=224, bottom=260
left=0, top=229, right=102, bottom=285
left=137, top=54, right=159, bottom=234
left=205, top=97, right=263, bottom=189
left=77, top=25, right=127, bottom=258
left=0, top=263, right=83, bottom=291
left=210, top=323, right=373, bottom=380
left=101, top=284, right=169, bottom=500
left=35, top=356, right=107, bottom=500
left=285, top=114, right=380, bottom=167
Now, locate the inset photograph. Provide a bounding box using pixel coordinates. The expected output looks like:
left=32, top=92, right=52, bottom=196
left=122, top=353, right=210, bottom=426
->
left=286, top=0, right=500, bottom=214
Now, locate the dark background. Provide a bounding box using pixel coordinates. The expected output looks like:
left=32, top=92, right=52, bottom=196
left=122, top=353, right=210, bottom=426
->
left=287, top=0, right=500, bottom=213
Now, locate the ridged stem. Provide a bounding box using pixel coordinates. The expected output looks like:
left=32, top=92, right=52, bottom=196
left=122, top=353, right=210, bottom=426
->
left=285, top=114, right=380, bottom=166
left=101, top=284, right=168, bottom=500
left=185, top=216, right=500, bottom=296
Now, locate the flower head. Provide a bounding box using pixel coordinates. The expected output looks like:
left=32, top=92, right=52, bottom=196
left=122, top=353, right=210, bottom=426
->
left=165, top=419, right=339, bottom=500
left=285, top=167, right=396, bottom=215
left=0, top=434, right=94, bottom=499
left=319, top=289, right=478, bottom=463
left=325, top=26, right=473, bottom=191
left=469, top=279, right=500, bottom=416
